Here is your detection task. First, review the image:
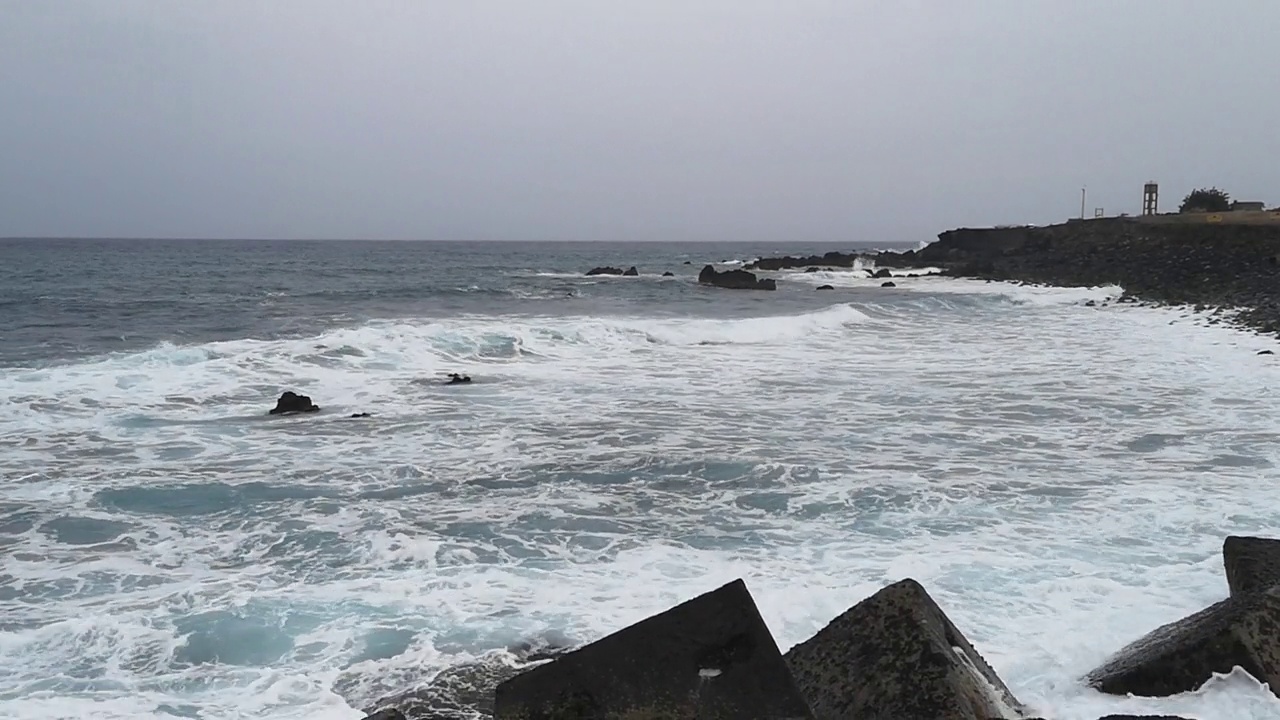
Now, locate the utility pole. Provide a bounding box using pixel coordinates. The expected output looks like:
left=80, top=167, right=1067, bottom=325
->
left=1081, top=186, right=1087, bottom=219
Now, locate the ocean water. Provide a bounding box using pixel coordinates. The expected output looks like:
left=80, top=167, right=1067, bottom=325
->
left=2, top=238, right=1280, bottom=720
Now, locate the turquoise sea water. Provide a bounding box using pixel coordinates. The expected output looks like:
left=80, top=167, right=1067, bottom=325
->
left=2, top=239, right=1279, bottom=719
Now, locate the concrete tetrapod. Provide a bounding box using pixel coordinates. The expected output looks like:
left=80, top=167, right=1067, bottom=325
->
left=784, top=578, right=1026, bottom=720
left=492, top=579, right=813, bottom=719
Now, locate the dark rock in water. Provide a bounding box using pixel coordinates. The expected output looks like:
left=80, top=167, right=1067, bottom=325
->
left=585, top=266, right=624, bottom=276
left=268, top=391, right=320, bottom=415
left=662, top=271, right=675, bottom=277
left=816, top=285, right=834, bottom=291
left=805, top=267, right=821, bottom=273
left=872, top=268, right=893, bottom=279
left=784, top=578, right=1024, bottom=720
left=683, top=260, right=691, bottom=264
left=1085, top=300, right=1097, bottom=307
left=881, top=281, right=896, bottom=288
left=1224, top=535, right=1280, bottom=596
left=360, top=710, right=406, bottom=720
left=1084, top=587, right=1280, bottom=697
left=446, top=373, right=472, bottom=385
left=349, top=412, right=373, bottom=418
left=371, top=641, right=574, bottom=720
left=746, top=250, right=863, bottom=271
left=622, top=266, right=639, bottom=276
left=493, top=579, right=813, bottom=719
left=697, top=265, right=777, bottom=291
left=1259, top=349, right=1275, bottom=355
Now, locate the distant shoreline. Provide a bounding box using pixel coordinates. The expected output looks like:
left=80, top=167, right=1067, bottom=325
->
left=758, top=216, right=1280, bottom=339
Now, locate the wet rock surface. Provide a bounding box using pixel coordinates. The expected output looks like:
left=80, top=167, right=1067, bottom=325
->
left=1084, top=586, right=1280, bottom=698
left=784, top=578, right=1024, bottom=720
left=268, top=391, right=319, bottom=415
left=697, top=264, right=777, bottom=291
left=1224, top=535, right=1280, bottom=596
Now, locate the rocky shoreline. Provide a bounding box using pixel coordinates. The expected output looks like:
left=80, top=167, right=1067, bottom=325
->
left=763, top=218, right=1280, bottom=337
left=357, top=534, right=1280, bottom=719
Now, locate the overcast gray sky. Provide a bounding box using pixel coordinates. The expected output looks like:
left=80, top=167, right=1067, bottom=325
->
left=0, top=1, right=1273, bottom=242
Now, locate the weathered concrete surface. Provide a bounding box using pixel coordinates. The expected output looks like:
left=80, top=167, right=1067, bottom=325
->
left=784, top=578, right=1024, bottom=720
left=1084, top=587, right=1280, bottom=697
left=1224, top=535, right=1280, bottom=597
left=493, top=579, right=813, bottom=719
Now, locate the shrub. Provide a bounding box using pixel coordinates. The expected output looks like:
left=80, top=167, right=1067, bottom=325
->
left=1179, top=187, right=1231, bottom=213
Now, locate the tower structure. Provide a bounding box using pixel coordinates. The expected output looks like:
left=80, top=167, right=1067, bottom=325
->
left=1143, top=182, right=1159, bottom=215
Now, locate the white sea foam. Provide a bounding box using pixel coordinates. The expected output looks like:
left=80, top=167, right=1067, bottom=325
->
left=2, top=279, right=1280, bottom=719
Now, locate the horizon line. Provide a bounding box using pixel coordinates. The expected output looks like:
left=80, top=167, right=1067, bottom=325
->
left=0, top=236, right=916, bottom=244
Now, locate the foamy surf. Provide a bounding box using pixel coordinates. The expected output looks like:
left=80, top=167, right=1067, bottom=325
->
left=3, top=254, right=1280, bottom=720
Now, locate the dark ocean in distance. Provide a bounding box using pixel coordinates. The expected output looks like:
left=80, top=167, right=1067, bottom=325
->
left=0, top=238, right=908, bottom=367
left=2, top=237, right=1279, bottom=719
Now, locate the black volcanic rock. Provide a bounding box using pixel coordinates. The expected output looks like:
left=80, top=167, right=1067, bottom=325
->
left=662, top=271, right=675, bottom=277
left=1224, top=535, right=1280, bottom=596
left=493, top=579, right=812, bottom=719
left=268, top=391, right=319, bottom=415
left=817, top=284, right=834, bottom=290
left=881, top=281, right=896, bottom=287
left=1084, top=586, right=1280, bottom=697
left=747, top=250, right=861, bottom=271
left=622, top=266, right=639, bottom=276
left=698, top=265, right=776, bottom=291
left=855, top=219, right=1280, bottom=337
left=585, top=266, right=624, bottom=276
left=873, top=268, right=893, bottom=279
left=784, top=578, right=1024, bottom=720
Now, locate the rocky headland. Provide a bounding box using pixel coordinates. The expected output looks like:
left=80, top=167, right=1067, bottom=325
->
left=758, top=218, right=1280, bottom=336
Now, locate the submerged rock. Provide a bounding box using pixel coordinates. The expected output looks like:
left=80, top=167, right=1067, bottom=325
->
left=1224, top=535, right=1280, bottom=596
left=493, top=579, right=812, bottom=719
left=446, top=373, right=472, bottom=385
left=881, top=281, right=897, bottom=287
left=817, top=284, right=834, bottom=291
left=697, top=265, right=777, bottom=291
left=268, top=391, right=320, bottom=415
left=1259, top=349, right=1275, bottom=355
left=1084, top=587, right=1280, bottom=697
left=662, top=271, right=675, bottom=277
left=784, top=578, right=1024, bottom=720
